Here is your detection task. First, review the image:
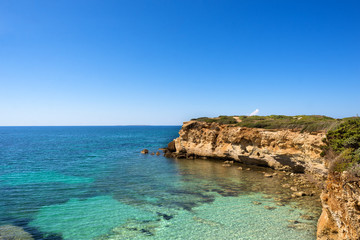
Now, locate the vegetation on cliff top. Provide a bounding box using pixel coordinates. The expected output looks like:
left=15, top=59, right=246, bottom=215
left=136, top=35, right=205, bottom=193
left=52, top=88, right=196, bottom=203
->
left=192, top=115, right=339, bottom=132
left=321, top=117, right=360, bottom=175
left=192, top=115, right=360, bottom=174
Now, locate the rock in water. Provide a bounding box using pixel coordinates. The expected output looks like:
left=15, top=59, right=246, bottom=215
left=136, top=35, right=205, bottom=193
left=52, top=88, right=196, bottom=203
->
left=167, top=140, right=176, bottom=152
left=264, top=206, right=277, bottom=210
left=0, top=225, right=34, bottom=240
left=294, top=191, right=306, bottom=197
left=141, top=149, right=149, bottom=154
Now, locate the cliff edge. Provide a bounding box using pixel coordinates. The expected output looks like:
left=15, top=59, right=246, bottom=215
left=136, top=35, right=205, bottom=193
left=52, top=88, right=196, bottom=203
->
left=169, top=120, right=327, bottom=178
left=165, top=117, right=360, bottom=239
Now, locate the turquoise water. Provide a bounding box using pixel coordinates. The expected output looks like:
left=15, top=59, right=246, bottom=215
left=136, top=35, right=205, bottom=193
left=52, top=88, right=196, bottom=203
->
left=0, top=127, right=320, bottom=239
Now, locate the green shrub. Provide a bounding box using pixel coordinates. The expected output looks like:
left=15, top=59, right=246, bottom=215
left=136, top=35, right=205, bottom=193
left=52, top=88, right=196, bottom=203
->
left=217, top=116, right=238, bottom=124
left=192, top=115, right=339, bottom=132
left=191, top=117, right=217, bottom=123
left=324, top=117, right=360, bottom=174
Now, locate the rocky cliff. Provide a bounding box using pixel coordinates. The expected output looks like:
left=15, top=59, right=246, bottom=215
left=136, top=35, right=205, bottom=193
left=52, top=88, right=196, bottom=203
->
left=317, top=172, right=360, bottom=240
left=165, top=120, right=360, bottom=239
left=169, top=120, right=327, bottom=178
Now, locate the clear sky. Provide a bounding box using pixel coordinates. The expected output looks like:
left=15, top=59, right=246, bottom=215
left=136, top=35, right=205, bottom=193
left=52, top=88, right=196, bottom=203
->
left=0, top=0, right=359, bottom=125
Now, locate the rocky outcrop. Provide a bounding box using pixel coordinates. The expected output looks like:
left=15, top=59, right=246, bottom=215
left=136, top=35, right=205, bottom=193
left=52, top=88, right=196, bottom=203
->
left=141, top=149, right=149, bottom=154
left=317, top=172, right=360, bottom=240
left=165, top=120, right=360, bottom=239
left=170, top=121, right=327, bottom=178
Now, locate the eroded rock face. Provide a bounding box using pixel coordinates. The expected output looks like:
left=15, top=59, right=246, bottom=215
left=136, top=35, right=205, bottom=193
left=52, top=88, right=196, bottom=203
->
left=317, top=172, right=360, bottom=240
left=172, top=121, right=327, bottom=178
left=167, top=120, right=360, bottom=239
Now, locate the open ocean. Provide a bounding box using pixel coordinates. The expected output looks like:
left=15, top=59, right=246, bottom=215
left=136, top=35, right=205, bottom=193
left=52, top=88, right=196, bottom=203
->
left=0, top=126, right=320, bottom=239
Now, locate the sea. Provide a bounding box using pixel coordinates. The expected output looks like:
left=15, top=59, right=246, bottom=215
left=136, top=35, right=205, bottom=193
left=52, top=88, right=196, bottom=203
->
left=0, top=126, right=321, bottom=240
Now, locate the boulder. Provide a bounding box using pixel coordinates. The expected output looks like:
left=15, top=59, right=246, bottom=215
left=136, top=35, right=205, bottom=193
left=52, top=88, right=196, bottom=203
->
left=141, top=149, right=149, bottom=154
left=156, top=151, right=161, bottom=156
left=294, top=191, right=306, bottom=197
left=167, top=140, right=176, bottom=152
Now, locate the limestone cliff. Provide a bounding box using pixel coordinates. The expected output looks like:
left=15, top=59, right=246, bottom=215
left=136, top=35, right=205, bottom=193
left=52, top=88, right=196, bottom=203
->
left=166, top=120, right=360, bottom=239
left=170, top=120, right=327, bottom=177
left=317, top=172, right=360, bottom=240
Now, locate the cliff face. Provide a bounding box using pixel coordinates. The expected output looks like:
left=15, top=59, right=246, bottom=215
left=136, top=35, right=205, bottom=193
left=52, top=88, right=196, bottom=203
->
left=172, top=121, right=327, bottom=177
left=167, top=120, right=360, bottom=239
left=317, top=173, right=360, bottom=240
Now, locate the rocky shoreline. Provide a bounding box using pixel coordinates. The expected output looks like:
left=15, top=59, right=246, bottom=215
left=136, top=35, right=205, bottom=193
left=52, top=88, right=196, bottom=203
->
left=164, top=120, right=327, bottom=179
left=160, top=120, right=359, bottom=239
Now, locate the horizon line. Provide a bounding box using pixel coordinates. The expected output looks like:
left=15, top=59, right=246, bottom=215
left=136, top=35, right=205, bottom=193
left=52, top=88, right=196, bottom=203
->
left=0, top=125, right=182, bottom=127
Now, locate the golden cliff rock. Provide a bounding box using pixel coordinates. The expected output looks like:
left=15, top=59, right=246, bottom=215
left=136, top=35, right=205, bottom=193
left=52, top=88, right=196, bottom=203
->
left=171, top=121, right=327, bottom=178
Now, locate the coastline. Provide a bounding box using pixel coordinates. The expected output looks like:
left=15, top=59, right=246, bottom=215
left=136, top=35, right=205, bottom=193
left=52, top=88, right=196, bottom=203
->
left=162, top=119, right=359, bottom=239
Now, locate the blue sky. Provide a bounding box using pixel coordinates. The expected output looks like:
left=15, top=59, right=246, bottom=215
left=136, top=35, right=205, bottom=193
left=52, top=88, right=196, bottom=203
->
left=0, top=0, right=359, bottom=125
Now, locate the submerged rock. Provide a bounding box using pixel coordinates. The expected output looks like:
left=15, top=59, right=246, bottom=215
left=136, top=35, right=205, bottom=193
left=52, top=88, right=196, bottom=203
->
left=300, top=215, right=315, bottom=220
left=192, top=216, right=223, bottom=227
left=156, top=212, right=173, bottom=220
left=294, top=191, right=307, bottom=197
left=0, top=225, right=34, bottom=240
left=287, top=220, right=300, bottom=224
left=264, top=206, right=276, bottom=210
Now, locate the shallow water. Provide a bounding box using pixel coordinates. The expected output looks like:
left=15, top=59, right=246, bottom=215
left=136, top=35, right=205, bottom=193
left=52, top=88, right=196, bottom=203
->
left=0, top=126, right=321, bottom=239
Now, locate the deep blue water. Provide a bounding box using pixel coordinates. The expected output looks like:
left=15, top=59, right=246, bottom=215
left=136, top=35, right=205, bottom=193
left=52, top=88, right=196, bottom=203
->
left=0, top=127, right=320, bottom=239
